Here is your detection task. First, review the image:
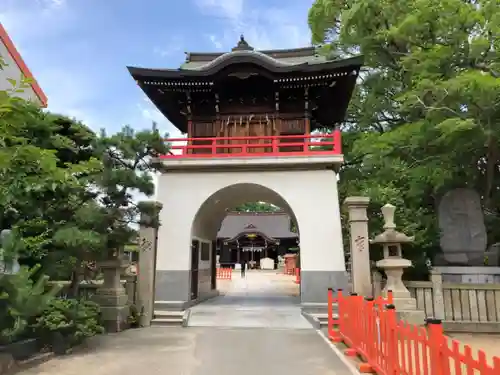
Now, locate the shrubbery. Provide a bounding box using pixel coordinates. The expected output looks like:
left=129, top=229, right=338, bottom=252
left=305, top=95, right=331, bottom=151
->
left=33, top=298, right=104, bottom=354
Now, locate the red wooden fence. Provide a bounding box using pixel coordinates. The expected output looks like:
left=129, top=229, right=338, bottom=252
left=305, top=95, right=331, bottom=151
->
left=216, top=267, right=232, bottom=280
left=327, top=289, right=500, bottom=375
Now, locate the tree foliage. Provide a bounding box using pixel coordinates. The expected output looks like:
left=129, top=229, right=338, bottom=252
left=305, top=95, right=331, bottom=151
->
left=309, top=0, right=500, bottom=276
left=0, top=64, right=168, bottom=284
left=234, top=202, right=281, bottom=213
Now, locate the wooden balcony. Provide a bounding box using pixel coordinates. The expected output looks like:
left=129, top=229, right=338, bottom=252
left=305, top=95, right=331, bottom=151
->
left=160, top=130, right=342, bottom=159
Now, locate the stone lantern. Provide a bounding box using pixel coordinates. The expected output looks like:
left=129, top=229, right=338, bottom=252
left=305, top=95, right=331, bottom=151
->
left=371, top=204, right=425, bottom=325
left=93, top=253, right=130, bottom=332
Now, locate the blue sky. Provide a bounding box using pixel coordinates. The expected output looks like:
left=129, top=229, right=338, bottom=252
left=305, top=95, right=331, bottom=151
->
left=1, top=0, right=315, bottom=138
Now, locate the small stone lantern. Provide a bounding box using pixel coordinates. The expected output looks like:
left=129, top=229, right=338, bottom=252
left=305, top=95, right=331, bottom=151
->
left=371, top=204, right=425, bottom=324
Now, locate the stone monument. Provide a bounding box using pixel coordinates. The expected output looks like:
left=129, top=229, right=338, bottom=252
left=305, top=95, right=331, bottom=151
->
left=137, top=201, right=162, bottom=327
left=260, top=257, right=274, bottom=270
left=0, top=229, right=20, bottom=274
left=436, top=188, right=498, bottom=266
left=344, top=196, right=372, bottom=297
left=372, top=203, right=426, bottom=325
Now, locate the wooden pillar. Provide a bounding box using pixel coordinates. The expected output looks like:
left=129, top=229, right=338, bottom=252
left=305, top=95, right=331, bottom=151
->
left=274, top=91, right=280, bottom=136
left=214, top=92, right=222, bottom=154
left=304, top=86, right=310, bottom=134
left=186, top=91, right=193, bottom=154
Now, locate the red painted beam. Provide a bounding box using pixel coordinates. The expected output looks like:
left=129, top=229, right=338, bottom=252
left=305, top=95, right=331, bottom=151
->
left=160, top=131, right=342, bottom=159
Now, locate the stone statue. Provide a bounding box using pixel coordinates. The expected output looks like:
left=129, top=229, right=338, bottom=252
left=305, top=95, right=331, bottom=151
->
left=436, top=189, right=489, bottom=266
left=0, top=229, right=20, bottom=274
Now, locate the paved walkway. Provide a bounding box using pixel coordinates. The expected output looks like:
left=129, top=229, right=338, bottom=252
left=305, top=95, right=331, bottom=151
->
left=189, top=271, right=311, bottom=329
left=20, top=271, right=355, bottom=375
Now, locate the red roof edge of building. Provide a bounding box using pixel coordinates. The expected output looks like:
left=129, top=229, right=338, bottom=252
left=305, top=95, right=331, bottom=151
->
left=0, top=23, right=48, bottom=108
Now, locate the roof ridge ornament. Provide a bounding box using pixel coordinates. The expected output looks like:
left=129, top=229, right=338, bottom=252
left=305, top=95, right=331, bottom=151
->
left=232, top=34, right=254, bottom=52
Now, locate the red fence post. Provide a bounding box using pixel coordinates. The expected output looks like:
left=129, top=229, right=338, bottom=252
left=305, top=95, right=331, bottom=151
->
left=333, top=129, right=342, bottom=154
left=211, top=138, right=216, bottom=154
left=494, top=357, right=500, bottom=374
left=271, top=136, right=277, bottom=153
left=329, top=289, right=343, bottom=342
left=426, top=318, right=446, bottom=375
left=344, top=292, right=361, bottom=357
left=384, top=304, right=399, bottom=375
left=360, top=296, right=376, bottom=372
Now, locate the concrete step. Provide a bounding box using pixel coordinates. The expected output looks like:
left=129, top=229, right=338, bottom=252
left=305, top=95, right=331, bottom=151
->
left=301, top=311, right=339, bottom=328
left=152, top=310, right=190, bottom=327
left=311, top=313, right=338, bottom=327
left=301, top=302, right=337, bottom=315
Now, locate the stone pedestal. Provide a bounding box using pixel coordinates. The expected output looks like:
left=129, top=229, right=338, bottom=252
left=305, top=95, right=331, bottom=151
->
left=344, top=197, right=372, bottom=297
left=93, top=259, right=129, bottom=332
left=377, top=258, right=425, bottom=324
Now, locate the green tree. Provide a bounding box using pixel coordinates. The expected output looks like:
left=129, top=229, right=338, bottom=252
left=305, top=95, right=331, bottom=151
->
left=309, top=0, right=500, bottom=276
left=0, top=102, right=102, bottom=280
left=87, top=124, right=167, bottom=258
left=0, top=65, right=168, bottom=289
left=234, top=202, right=281, bottom=213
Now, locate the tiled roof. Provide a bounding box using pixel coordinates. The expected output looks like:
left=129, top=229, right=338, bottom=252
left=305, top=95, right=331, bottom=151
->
left=218, top=212, right=298, bottom=239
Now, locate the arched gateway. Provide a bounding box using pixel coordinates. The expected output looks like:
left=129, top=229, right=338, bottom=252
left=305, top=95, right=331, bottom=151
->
left=128, top=36, right=362, bottom=314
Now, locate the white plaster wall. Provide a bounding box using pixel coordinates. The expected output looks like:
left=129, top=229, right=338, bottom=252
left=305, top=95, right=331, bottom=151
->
left=156, top=169, right=345, bottom=274
left=0, top=40, right=40, bottom=104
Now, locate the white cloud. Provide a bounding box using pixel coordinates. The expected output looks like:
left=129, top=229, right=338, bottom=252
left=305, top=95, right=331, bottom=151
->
left=195, top=0, right=244, bottom=21
left=195, top=0, right=314, bottom=50
left=153, top=36, right=184, bottom=57
left=38, top=0, right=67, bottom=13
left=208, top=34, right=223, bottom=50
left=1, top=0, right=75, bottom=41
left=137, top=98, right=183, bottom=138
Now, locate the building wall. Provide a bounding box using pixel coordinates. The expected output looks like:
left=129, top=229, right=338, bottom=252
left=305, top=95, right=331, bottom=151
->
left=155, top=169, right=348, bottom=305
left=0, top=25, right=45, bottom=106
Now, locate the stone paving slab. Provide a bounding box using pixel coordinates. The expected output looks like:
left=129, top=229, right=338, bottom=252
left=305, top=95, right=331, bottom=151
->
left=20, top=327, right=355, bottom=375
left=188, top=271, right=310, bottom=329
left=19, top=271, right=355, bottom=375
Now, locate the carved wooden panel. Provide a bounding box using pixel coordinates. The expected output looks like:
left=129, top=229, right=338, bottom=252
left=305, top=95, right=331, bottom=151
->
left=188, top=121, right=215, bottom=155
left=279, top=118, right=306, bottom=153
left=280, top=118, right=306, bottom=134
left=226, top=120, right=247, bottom=154
left=192, top=121, right=216, bottom=137
left=248, top=120, right=271, bottom=153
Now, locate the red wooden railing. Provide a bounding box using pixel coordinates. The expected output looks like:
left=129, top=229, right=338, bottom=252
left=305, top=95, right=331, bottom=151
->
left=327, top=289, right=500, bottom=375
left=216, top=267, right=232, bottom=280
left=160, top=131, right=342, bottom=159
